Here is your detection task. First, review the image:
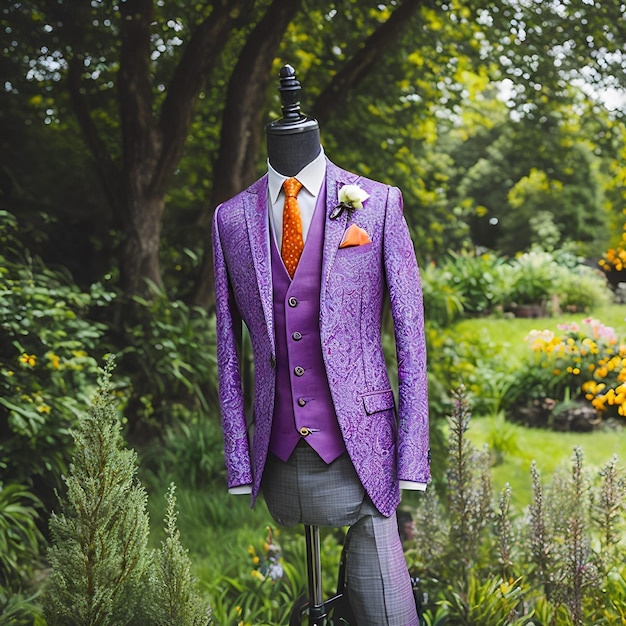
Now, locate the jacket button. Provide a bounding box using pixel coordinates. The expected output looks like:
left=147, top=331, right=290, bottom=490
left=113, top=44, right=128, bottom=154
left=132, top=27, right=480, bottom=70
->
left=297, top=398, right=307, bottom=407
left=299, top=427, right=311, bottom=436
left=288, top=297, right=298, bottom=307
left=294, top=366, right=305, bottom=376
left=292, top=331, right=302, bottom=341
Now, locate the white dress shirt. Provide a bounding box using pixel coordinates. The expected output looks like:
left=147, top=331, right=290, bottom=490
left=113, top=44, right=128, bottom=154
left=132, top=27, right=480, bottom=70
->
left=267, top=147, right=326, bottom=250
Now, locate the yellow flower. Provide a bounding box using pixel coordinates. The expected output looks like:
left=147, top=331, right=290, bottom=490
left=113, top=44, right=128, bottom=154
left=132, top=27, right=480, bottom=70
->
left=37, top=404, right=51, bottom=414
left=596, top=366, right=608, bottom=379
left=20, top=353, right=36, bottom=367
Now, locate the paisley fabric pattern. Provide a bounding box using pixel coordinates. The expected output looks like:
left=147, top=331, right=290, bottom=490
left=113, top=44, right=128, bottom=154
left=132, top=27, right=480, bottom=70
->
left=212, top=159, right=429, bottom=517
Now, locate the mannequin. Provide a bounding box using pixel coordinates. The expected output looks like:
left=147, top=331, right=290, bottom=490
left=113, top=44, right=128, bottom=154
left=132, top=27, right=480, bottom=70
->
left=266, top=64, right=321, bottom=176
left=213, top=64, right=429, bottom=625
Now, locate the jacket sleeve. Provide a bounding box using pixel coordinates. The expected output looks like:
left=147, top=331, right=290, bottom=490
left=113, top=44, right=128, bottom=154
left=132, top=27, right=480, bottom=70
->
left=382, top=186, right=430, bottom=484
left=212, top=205, right=253, bottom=489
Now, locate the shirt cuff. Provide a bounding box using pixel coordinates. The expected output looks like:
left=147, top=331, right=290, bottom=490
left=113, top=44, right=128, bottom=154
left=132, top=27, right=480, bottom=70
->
left=399, top=480, right=427, bottom=491
left=228, top=484, right=252, bottom=495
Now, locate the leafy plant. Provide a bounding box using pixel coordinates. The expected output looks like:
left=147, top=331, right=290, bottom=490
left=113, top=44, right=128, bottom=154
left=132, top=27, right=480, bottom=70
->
left=121, top=284, right=218, bottom=434
left=407, top=387, right=626, bottom=623
left=0, top=482, right=43, bottom=590
left=139, top=417, right=226, bottom=491
left=420, top=261, right=465, bottom=327
left=0, top=587, right=46, bottom=626
left=440, top=250, right=507, bottom=316
left=0, top=209, right=112, bottom=490
left=553, top=264, right=611, bottom=313
left=504, top=250, right=560, bottom=307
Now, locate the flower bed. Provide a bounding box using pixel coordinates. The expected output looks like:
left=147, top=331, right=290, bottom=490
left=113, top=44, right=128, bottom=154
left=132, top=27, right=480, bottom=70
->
left=524, top=318, right=626, bottom=420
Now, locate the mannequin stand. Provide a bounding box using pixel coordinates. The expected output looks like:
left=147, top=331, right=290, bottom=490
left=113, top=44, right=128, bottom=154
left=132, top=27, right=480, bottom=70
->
left=289, top=525, right=355, bottom=626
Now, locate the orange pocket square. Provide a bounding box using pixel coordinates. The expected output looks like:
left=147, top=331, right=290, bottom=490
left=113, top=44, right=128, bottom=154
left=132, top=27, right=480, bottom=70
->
left=339, top=224, right=372, bottom=248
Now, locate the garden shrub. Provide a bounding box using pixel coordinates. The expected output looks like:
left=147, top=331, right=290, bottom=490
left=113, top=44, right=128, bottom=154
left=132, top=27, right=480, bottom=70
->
left=44, top=361, right=153, bottom=625
left=0, top=209, right=113, bottom=492
left=44, top=361, right=209, bottom=626
left=425, top=324, right=516, bottom=419
left=406, top=387, right=626, bottom=625
left=503, top=250, right=561, bottom=310
left=139, top=417, right=226, bottom=491
left=120, top=285, right=218, bottom=435
left=149, top=484, right=209, bottom=626
left=444, top=250, right=508, bottom=316
left=553, top=263, right=612, bottom=313
left=420, top=261, right=465, bottom=327
left=421, top=247, right=611, bottom=327
left=423, top=250, right=507, bottom=321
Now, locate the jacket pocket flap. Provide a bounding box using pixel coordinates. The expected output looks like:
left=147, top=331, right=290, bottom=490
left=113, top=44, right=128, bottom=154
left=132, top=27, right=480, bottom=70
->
left=362, top=389, right=395, bottom=415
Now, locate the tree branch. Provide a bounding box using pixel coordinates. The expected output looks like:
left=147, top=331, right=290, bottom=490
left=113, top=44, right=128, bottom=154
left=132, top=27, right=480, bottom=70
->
left=209, top=0, right=303, bottom=208
left=153, top=0, right=254, bottom=196
left=44, top=0, right=122, bottom=214
left=190, top=0, right=301, bottom=307
left=66, top=58, right=122, bottom=216
left=311, top=0, right=422, bottom=127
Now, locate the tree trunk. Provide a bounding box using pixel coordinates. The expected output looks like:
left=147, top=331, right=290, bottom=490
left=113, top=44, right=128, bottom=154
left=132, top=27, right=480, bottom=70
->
left=120, top=192, right=166, bottom=296
left=190, top=0, right=302, bottom=308
left=114, top=0, right=251, bottom=298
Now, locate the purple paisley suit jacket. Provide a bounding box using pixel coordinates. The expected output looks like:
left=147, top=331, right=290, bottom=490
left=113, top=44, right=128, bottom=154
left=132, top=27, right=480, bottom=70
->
left=212, top=159, right=429, bottom=517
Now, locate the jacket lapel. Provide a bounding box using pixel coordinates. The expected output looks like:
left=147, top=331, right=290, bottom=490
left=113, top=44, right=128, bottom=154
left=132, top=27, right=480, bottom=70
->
left=243, top=175, right=274, bottom=350
left=321, top=160, right=359, bottom=290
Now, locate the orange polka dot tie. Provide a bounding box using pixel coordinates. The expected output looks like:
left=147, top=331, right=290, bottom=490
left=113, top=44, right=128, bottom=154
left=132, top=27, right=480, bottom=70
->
left=281, top=177, right=304, bottom=278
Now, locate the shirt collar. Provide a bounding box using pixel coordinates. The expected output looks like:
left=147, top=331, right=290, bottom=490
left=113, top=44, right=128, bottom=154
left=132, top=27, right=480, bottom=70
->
left=267, top=147, right=326, bottom=204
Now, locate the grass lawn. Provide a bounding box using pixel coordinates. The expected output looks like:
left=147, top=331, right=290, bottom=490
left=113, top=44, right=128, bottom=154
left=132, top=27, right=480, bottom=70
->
left=464, top=415, right=626, bottom=510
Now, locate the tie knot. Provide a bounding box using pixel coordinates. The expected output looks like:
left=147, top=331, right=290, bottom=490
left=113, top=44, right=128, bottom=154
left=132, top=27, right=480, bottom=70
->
left=283, top=177, right=303, bottom=198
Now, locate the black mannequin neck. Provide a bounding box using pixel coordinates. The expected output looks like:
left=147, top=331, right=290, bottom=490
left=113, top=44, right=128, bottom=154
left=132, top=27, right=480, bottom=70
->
left=266, top=125, right=322, bottom=177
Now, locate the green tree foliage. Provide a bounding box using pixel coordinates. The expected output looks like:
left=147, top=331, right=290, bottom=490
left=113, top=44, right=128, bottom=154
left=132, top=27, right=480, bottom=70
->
left=0, top=209, right=112, bottom=491
left=0, top=483, right=43, bottom=590
left=2, top=1, right=623, bottom=304
left=452, top=108, right=610, bottom=255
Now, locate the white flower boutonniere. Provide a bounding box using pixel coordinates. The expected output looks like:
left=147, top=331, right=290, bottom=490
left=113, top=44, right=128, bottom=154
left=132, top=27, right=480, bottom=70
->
left=330, top=184, right=370, bottom=219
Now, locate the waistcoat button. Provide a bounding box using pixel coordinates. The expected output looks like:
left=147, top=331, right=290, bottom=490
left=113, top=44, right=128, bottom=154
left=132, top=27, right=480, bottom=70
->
left=288, top=297, right=298, bottom=307
left=297, top=398, right=307, bottom=407
left=292, top=331, right=302, bottom=341
left=294, top=366, right=305, bottom=376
